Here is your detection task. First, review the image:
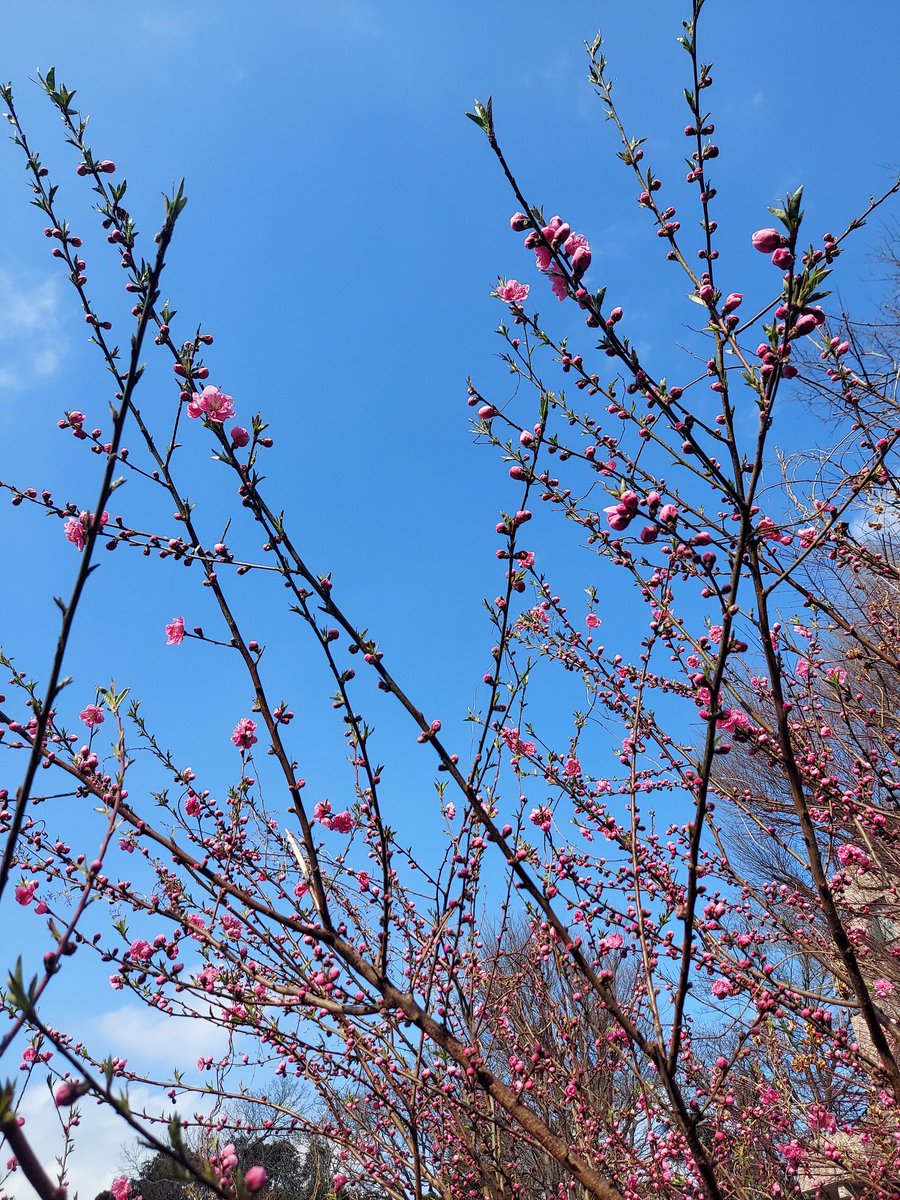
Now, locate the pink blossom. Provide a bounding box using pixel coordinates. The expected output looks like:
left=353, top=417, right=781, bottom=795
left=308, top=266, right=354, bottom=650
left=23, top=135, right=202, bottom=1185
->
left=185, top=794, right=201, bottom=817
left=109, top=974, right=124, bottom=989
left=717, top=709, right=751, bottom=733
left=836, top=844, right=873, bottom=870
left=165, top=616, right=185, bottom=645
left=708, top=625, right=723, bottom=644
left=722, top=292, right=743, bottom=313
left=586, top=613, right=602, bottom=629
left=231, top=425, right=250, bottom=447
left=548, top=266, right=568, bottom=301
left=564, top=757, right=581, bottom=777
left=759, top=1085, right=780, bottom=1107
left=751, top=228, right=785, bottom=253
left=129, top=939, right=153, bottom=962
left=534, top=244, right=553, bottom=272
left=563, top=231, right=589, bottom=258
left=64, top=516, right=86, bottom=550
left=657, top=503, right=679, bottom=525
left=244, top=1167, right=269, bottom=1193
left=357, top=871, right=371, bottom=890
left=15, top=879, right=38, bottom=906
left=80, top=704, right=104, bottom=728
left=509, top=212, right=530, bottom=232
left=231, top=717, right=258, bottom=749
left=517, top=550, right=535, bottom=569
left=530, top=805, right=553, bottom=832
left=64, top=509, right=109, bottom=551
left=110, top=1179, right=134, bottom=1200
left=496, top=279, right=530, bottom=304
left=330, top=810, right=354, bottom=835
left=54, top=1080, right=85, bottom=1107
left=313, top=800, right=333, bottom=827
left=570, top=244, right=591, bottom=279
left=711, top=978, right=734, bottom=998
left=603, top=933, right=624, bottom=950
left=189, top=385, right=236, bottom=423
left=333, top=1175, right=349, bottom=1191
left=873, top=978, right=895, bottom=999
left=797, top=526, right=817, bottom=548
left=796, top=657, right=811, bottom=680
left=806, top=1104, right=837, bottom=1134
left=771, top=247, right=795, bottom=270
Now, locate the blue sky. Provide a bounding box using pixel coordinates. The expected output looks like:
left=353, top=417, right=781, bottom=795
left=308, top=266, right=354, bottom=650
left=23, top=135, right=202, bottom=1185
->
left=2, top=2, right=900, bottom=1195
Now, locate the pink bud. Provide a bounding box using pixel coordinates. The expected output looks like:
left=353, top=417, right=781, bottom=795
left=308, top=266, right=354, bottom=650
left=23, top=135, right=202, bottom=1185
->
left=571, top=246, right=591, bottom=278
left=698, top=284, right=715, bottom=303
left=99, top=161, right=117, bottom=174
left=230, top=426, right=250, bottom=447
left=771, top=248, right=794, bottom=269
left=244, top=1167, right=269, bottom=1193
left=509, top=212, right=530, bottom=232
left=751, top=228, right=785, bottom=253
left=722, top=292, right=743, bottom=313
left=791, top=313, right=819, bottom=337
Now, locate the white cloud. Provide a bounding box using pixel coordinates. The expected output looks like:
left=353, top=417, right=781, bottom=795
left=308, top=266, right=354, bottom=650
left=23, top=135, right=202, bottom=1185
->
left=90, top=1001, right=229, bottom=1066
left=0, top=268, right=66, bottom=396
left=4, top=1082, right=169, bottom=1200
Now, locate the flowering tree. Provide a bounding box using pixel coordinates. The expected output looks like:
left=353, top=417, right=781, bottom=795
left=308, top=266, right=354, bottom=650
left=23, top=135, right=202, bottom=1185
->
left=3, top=4, right=900, bottom=1199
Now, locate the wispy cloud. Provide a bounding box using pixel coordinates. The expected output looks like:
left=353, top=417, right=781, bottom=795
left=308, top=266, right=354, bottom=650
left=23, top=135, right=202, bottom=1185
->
left=0, top=267, right=66, bottom=393
left=91, top=1000, right=229, bottom=1065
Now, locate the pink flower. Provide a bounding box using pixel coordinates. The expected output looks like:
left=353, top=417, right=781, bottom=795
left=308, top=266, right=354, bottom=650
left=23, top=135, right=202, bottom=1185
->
left=751, top=228, right=785, bottom=253
left=836, top=844, right=872, bottom=870
left=357, top=870, right=371, bottom=890
left=711, top=978, right=734, bottom=998
left=80, top=704, right=104, bottom=728
left=244, top=1167, right=269, bottom=1193
left=517, top=550, right=535, bottom=569
left=563, top=231, right=589, bottom=258
left=230, top=425, right=250, bottom=447
left=129, top=939, right=153, bottom=963
left=603, top=933, right=624, bottom=950
left=330, top=810, right=354, bottom=835
left=806, top=1104, right=837, bottom=1134
left=64, top=509, right=109, bottom=551
left=548, top=266, right=568, bottom=301
left=717, top=709, right=751, bottom=733
left=54, top=1080, right=86, bottom=1107
left=185, top=794, right=201, bottom=817
left=496, top=279, right=530, bottom=304
left=64, top=516, right=86, bottom=551
left=313, top=800, right=333, bottom=827
left=231, top=717, right=258, bottom=749
left=165, top=616, right=185, bottom=645
left=796, top=657, right=811, bottom=680
left=708, top=625, right=723, bottom=644
left=534, top=243, right=553, bottom=272
left=333, top=1174, right=349, bottom=1192
left=189, top=386, right=236, bottom=423
left=570, top=244, right=592, bottom=279
left=15, top=879, right=38, bottom=906
left=873, top=978, right=895, bottom=999
left=586, top=613, right=602, bottom=629
left=110, top=1178, right=133, bottom=1200
left=509, top=212, right=530, bottom=232
left=564, top=757, right=581, bottom=777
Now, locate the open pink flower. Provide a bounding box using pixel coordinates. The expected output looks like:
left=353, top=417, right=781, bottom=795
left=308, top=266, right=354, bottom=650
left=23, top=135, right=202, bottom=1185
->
left=165, top=616, right=185, bottom=645
left=80, top=704, right=104, bottom=728
left=330, top=810, right=354, bottom=835
left=496, top=279, right=530, bottom=304
left=15, top=879, right=38, bottom=906
left=189, top=385, right=235, bottom=423
left=586, top=612, right=602, bottom=629
left=231, top=717, right=258, bottom=749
